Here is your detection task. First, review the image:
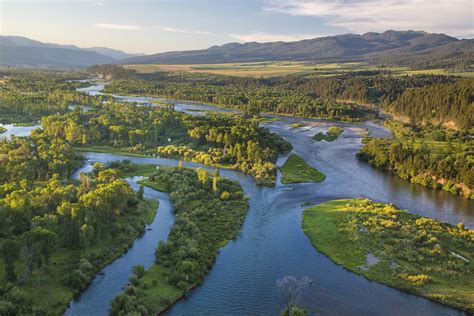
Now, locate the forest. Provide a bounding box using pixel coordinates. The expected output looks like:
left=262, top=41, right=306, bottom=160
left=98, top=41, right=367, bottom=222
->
left=110, top=165, right=249, bottom=314
left=0, top=65, right=472, bottom=315
left=41, top=102, right=291, bottom=185
left=92, top=65, right=473, bottom=130
left=0, top=69, right=104, bottom=124
left=0, top=134, right=156, bottom=314
left=358, top=122, right=474, bottom=198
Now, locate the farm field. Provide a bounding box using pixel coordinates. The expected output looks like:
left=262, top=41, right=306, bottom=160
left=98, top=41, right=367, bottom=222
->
left=124, top=62, right=474, bottom=78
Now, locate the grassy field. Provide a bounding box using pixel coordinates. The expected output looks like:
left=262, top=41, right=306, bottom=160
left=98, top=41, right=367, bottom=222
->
left=313, top=126, right=344, bottom=142
left=125, top=62, right=474, bottom=78
left=74, top=146, right=154, bottom=157
left=138, top=178, right=168, bottom=192
left=302, top=199, right=474, bottom=312
left=279, top=154, right=326, bottom=184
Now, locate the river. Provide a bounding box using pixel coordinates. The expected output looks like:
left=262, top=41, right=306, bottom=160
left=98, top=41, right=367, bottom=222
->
left=0, top=123, right=41, bottom=139
left=10, top=83, right=473, bottom=315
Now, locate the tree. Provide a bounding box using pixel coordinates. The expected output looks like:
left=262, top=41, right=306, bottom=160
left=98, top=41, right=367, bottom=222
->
left=276, top=276, right=312, bottom=315
left=1, top=239, right=20, bottom=282
left=195, top=168, right=208, bottom=186
left=20, top=228, right=58, bottom=280
left=212, top=169, right=220, bottom=193
left=138, top=184, right=145, bottom=200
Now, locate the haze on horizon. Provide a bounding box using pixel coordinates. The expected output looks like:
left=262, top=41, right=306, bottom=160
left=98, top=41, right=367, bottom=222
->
left=0, top=0, right=473, bottom=55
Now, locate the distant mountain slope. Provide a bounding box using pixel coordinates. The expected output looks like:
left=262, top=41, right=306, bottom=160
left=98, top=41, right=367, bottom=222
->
left=118, top=30, right=470, bottom=67
left=0, top=36, right=143, bottom=67
left=0, top=45, right=114, bottom=68
left=82, top=47, right=144, bottom=60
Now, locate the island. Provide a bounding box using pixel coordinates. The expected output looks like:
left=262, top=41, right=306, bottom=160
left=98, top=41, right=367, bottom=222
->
left=312, top=126, right=344, bottom=142
left=279, top=154, right=326, bottom=184
left=302, top=199, right=474, bottom=313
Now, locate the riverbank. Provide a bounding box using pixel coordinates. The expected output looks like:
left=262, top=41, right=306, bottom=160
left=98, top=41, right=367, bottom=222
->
left=302, top=199, right=474, bottom=313
left=0, top=197, right=158, bottom=315
left=110, top=166, right=249, bottom=315
left=279, top=154, right=326, bottom=184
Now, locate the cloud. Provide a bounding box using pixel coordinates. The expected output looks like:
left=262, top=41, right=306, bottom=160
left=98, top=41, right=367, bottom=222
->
left=158, top=27, right=213, bottom=35
left=94, top=23, right=142, bottom=31
left=93, top=2, right=104, bottom=6
left=263, top=0, right=473, bottom=36
left=229, top=32, right=322, bottom=42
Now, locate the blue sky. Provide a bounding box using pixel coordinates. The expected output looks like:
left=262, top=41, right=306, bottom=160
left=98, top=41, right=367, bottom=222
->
left=1, top=0, right=472, bottom=54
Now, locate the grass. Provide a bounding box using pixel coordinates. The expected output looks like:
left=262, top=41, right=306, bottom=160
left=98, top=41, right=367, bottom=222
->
left=0, top=199, right=158, bottom=315
left=112, top=167, right=249, bottom=314
left=313, top=126, right=344, bottom=142
left=144, top=199, right=159, bottom=224
left=125, top=62, right=474, bottom=78
left=302, top=199, right=474, bottom=313
left=138, top=178, right=169, bottom=192
left=118, top=163, right=159, bottom=178
left=279, top=154, right=326, bottom=184
left=0, top=126, right=6, bottom=134
left=289, top=123, right=305, bottom=128
left=136, top=265, right=183, bottom=314
left=74, top=145, right=153, bottom=157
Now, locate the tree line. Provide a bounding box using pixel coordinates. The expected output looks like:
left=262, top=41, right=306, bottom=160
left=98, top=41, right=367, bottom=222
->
left=358, top=122, right=474, bottom=198
left=111, top=165, right=248, bottom=315
left=0, top=134, right=155, bottom=314
left=41, top=101, right=291, bottom=185
left=93, top=65, right=472, bottom=130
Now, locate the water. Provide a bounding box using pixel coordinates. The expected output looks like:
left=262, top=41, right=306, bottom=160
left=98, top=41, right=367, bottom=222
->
left=65, top=162, right=175, bottom=315
left=46, top=83, right=474, bottom=315
left=0, top=123, right=41, bottom=139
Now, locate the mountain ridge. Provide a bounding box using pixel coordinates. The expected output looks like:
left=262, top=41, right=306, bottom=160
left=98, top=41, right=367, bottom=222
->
left=116, top=30, right=472, bottom=67
left=0, top=35, right=144, bottom=67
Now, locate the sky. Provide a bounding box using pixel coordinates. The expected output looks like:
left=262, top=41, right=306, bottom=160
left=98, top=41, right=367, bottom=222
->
left=0, top=0, right=473, bottom=54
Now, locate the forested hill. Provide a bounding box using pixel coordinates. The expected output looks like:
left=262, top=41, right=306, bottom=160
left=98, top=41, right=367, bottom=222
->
left=118, top=30, right=473, bottom=69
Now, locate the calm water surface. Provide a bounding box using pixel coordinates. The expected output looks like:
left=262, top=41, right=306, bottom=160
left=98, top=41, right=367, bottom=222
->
left=57, top=84, right=473, bottom=315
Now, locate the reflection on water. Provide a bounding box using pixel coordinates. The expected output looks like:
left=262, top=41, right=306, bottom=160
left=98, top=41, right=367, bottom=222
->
left=0, top=124, right=41, bottom=139
left=66, top=83, right=472, bottom=315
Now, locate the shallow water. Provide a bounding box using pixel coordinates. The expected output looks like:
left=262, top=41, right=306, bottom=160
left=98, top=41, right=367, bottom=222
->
left=0, top=123, right=41, bottom=139
left=61, top=84, right=473, bottom=315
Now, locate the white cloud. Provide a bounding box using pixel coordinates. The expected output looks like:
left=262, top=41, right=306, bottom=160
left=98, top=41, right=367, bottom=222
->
left=229, top=32, right=322, bottom=42
left=158, top=27, right=213, bottom=35
left=93, top=2, right=104, bottom=6
left=94, top=23, right=142, bottom=31
left=263, top=0, right=473, bottom=36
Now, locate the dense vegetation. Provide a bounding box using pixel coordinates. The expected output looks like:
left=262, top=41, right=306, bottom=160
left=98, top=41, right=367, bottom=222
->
left=293, top=75, right=472, bottom=130
left=279, top=154, right=325, bottom=184
left=0, top=69, right=102, bottom=124
left=103, top=78, right=375, bottom=121
left=41, top=102, right=291, bottom=185
left=312, top=126, right=344, bottom=142
left=358, top=122, right=474, bottom=198
left=0, top=133, right=156, bottom=314
left=95, top=66, right=472, bottom=130
left=110, top=166, right=248, bottom=314
left=302, top=199, right=474, bottom=312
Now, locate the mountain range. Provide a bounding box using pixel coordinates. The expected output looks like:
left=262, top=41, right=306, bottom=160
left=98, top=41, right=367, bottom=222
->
left=0, top=36, right=143, bottom=68
left=118, top=30, right=473, bottom=68
left=1, top=31, right=472, bottom=69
